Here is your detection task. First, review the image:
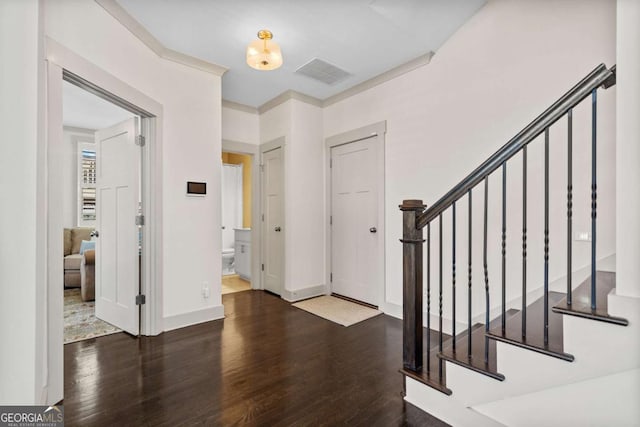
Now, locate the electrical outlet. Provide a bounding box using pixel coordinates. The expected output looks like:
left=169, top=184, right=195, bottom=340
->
left=202, top=281, right=210, bottom=299
left=575, top=231, right=591, bottom=242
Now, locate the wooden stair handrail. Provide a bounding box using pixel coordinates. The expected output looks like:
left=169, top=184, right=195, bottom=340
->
left=416, top=63, right=616, bottom=230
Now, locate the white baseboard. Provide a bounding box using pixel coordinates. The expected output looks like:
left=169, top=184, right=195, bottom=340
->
left=281, top=284, right=327, bottom=302
left=163, top=304, right=225, bottom=332
left=383, top=301, right=403, bottom=319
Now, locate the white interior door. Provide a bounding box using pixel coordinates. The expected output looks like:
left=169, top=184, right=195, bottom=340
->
left=331, top=137, right=380, bottom=306
left=262, top=147, right=284, bottom=295
left=95, top=117, right=140, bottom=335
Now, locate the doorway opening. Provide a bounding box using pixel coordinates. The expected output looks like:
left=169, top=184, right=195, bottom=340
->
left=61, top=79, right=142, bottom=343
left=221, top=151, right=253, bottom=294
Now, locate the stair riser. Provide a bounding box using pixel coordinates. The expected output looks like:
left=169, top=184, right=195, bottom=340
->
left=404, top=377, right=505, bottom=427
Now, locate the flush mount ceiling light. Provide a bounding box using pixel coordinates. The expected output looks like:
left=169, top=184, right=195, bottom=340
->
left=246, top=29, right=283, bottom=71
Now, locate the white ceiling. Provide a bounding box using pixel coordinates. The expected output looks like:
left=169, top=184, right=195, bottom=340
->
left=116, top=0, right=487, bottom=108
left=63, top=81, right=136, bottom=130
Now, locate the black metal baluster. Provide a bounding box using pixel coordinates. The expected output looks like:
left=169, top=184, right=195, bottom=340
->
left=484, top=177, right=490, bottom=363
left=452, top=202, right=456, bottom=352
left=544, top=128, right=550, bottom=347
left=468, top=189, right=472, bottom=358
left=502, top=163, right=507, bottom=334
left=567, top=109, right=573, bottom=306
left=439, top=214, right=444, bottom=379
left=522, top=146, right=527, bottom=339
left=591, top=89, right=597, bottom=310
left=426, top=223, right=431, bottom=373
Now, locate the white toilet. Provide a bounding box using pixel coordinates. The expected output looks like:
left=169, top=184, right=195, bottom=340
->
left=222, top=248, right=235, bottom=275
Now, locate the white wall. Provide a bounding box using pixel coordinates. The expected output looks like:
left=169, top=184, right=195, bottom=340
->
left=288, top=100, right=325, bottom=293
left=222, top=106, right=259, bottom=145
left=62, top=127, right=94, bottom=228
left=616, top=0, right=640, bottom=298
left=0, top=0, right=43, bottom=405
left=45, top=0, right=223, bottom=322
left=323, top=0, right=617, bottom=316
left=259, top=100, right=325, bottom=297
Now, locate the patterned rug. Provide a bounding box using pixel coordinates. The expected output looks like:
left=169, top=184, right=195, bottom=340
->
left=64, top=288, right=122, bottom=344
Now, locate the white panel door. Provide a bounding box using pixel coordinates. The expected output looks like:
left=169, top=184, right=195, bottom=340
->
left=95, top=118, right=140, bottom=335
left=331, top=137, right=379, bottom=306
left=262, top=147, right=284, bottom=295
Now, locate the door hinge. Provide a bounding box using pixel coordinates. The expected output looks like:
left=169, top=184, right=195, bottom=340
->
left=135, top=294, right=146, bottom=305
left=262, top=213, right=264, bottom=222
left=330, top=158, right=332, bottom=168
left=260, top=164, right=264, bottom=172
left=330, top=273, right=333, bottom=282
left=261, top=263, right=265, bottom=271
left=135, top=135, right=146, bottom=147
left=330, top=215, right=332, bottom=226
left=135, top=214, right=145, bottom=226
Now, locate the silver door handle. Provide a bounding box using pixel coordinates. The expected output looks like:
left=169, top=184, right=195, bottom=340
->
left=91, top=230, right=99, bottom=238
left=275, top=226, right=281, bottom=232
left=369, top=227, right=377, bottom=233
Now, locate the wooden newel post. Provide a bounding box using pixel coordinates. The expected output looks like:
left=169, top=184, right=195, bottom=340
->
left=400, top=199, right=426, bottom=372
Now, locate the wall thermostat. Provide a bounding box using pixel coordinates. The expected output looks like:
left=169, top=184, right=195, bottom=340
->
left=187, top=181, right=206, bottom=196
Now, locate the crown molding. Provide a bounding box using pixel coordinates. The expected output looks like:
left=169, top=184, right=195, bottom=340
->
left=63, top=125, right=97, bottom=134
left=323, top=51, right=434, bottom=107
left=256, top=52, right=434, bottom=114
left=258, top=90, right=323, bottom=114
left=95, top=0, right=228, bottom=77
left=222, top=99, right=258, bottom=115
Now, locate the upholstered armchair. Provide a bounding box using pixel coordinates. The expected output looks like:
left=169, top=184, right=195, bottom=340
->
left=63, top=227, right=96, bottom=301
left=80, top=249, right=95, bottom=302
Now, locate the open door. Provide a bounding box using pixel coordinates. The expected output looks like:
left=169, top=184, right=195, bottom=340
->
left=94, top=117, right=141, bottom=335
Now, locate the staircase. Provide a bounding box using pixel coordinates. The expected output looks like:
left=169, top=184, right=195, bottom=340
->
left=399, top=64, right=640, bottom=426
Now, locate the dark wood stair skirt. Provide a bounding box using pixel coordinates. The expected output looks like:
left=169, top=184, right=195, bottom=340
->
left=486, top=291, right=574, bottom=361
left=552, top=271, right=629, bottom=326
left=438, top=309, right=519, bottom=381
left=400, top=328, right=452, bottom=396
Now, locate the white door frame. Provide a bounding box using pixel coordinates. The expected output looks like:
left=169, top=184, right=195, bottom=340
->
left=222, top=140, right=261, bottom=290
left=325, top=121, right=386, bottom=306
left=260, top=137, right=286, bottom=294
left=45, top=38, right=163, bottom=403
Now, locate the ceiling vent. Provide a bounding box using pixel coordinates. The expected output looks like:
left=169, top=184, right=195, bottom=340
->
left=295, top=58, right=351, bottom=85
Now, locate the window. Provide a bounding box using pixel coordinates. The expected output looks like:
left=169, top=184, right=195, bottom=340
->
left=78, top=143, right=96, bottom=225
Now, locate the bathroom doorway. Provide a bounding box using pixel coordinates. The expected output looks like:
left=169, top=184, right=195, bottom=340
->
left=221, top=151, right=253, bottom=294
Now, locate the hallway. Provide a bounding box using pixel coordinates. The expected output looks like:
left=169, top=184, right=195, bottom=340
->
left=63, top=291, right=448, bottom=426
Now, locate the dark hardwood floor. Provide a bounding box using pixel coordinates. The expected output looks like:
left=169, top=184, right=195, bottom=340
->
left=64, top=290, right=449, bottom=426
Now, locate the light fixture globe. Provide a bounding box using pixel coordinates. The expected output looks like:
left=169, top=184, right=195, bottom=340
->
left=246, top=29, right=283, bottom=71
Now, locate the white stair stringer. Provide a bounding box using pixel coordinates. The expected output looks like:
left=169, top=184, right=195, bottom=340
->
left=471, top=368, right=640, bottom=427
left=441, top=291, right=640, bottom=407
left=404, top=294, right=640, bottom=425
left=404, top=377, right=507, bottom=427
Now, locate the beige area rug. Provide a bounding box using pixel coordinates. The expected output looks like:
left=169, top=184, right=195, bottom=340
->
left=292, top=295, right=382, bottom=327
left=64, top=289, right=121, bottom=344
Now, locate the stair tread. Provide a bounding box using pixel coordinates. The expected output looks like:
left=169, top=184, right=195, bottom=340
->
left=400, top=328, right=452, bottom=395
left=552, top=271, right=629, bottom=326
left=438, top=309, right=518, bottom=380
left=486, top=291, right=574, bottom=361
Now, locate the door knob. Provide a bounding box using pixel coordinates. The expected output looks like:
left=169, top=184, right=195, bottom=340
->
left=369, top=227, right=377, bottom=233
left=91, top=230, right=100, bottom=238
left=275, top=226, right=281, bottom=232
